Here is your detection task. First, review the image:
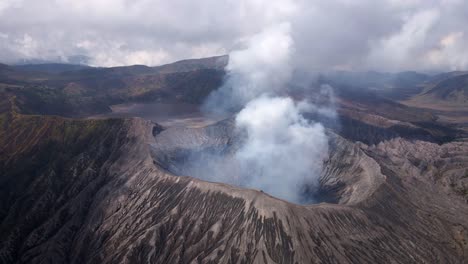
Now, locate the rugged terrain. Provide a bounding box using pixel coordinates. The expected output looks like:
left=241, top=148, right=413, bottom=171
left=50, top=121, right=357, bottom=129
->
left=1, top=58, right=468, bottom=263
left=0, top=56, right=227, bottom=117
left=1, top=112, right=467, bottom=263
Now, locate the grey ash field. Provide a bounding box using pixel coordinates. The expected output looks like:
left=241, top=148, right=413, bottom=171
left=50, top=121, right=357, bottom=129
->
left=1, top=57, right=468, bottom=263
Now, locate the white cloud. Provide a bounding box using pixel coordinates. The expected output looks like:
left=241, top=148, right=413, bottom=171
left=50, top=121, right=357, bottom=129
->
left=426, top=32, right=468, bottom=70
left=16, top=34, right=38, bottom=57
left=367, top=9, right=440, bottom=71
left=0, top=0, right=467, bottom=71
left=0, top=0, right=23, bottom=14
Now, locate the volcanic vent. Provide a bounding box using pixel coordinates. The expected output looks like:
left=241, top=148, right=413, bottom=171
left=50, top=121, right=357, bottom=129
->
left=149, top=116, right=385, bottom=206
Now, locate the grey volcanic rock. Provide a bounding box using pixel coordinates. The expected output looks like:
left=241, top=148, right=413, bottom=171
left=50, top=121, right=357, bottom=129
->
left=320, top=133, right=386, bottom=205
left=150, top=118, right=240, bottom=178
left=0, top=114, right=468, bottom=263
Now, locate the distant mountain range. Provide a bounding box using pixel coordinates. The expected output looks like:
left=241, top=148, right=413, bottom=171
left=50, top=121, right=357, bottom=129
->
left=9, top=55, right=91, bottom=66
left=0, top=55, right=228, bottom=116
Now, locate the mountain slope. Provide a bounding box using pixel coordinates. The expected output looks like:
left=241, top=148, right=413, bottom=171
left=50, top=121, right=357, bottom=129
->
left=405, top=73, right=468, bottom=110
left=1, top=114, right=467, bottom=263
left=323, top=71, right=429, bottom=100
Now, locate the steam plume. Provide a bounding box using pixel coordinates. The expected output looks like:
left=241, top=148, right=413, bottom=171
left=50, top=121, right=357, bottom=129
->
left=202, top=23, right=293, bottom=115
left=200, top=22, right=332, bottom=203
left=235, top=96, right=327, bottom=203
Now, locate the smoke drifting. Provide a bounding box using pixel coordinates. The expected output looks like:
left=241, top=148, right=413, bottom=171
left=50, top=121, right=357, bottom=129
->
left=198, top=21, right=332, bottom=203
left=202, top=23, right=293, bottom=116
left=235, top=96, right=327, bottom=203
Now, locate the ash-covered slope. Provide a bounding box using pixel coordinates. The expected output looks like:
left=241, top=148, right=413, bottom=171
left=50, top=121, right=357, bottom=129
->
left=1, top=112, right=466, bottom=263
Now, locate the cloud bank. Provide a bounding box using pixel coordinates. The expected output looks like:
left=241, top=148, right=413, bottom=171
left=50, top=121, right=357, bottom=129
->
left=0, top=0, right=468, bottom=71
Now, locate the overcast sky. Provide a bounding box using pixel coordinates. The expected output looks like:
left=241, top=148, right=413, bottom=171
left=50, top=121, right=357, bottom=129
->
left=1, top=0, right=467, bottom=71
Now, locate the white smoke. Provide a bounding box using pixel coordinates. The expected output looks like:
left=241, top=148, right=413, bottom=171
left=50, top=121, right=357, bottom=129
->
left=235, top=96, right=328, bottom=203
left=200, top=21, right=332, bottom=203
left=202, top=23, right=293, bottom=115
